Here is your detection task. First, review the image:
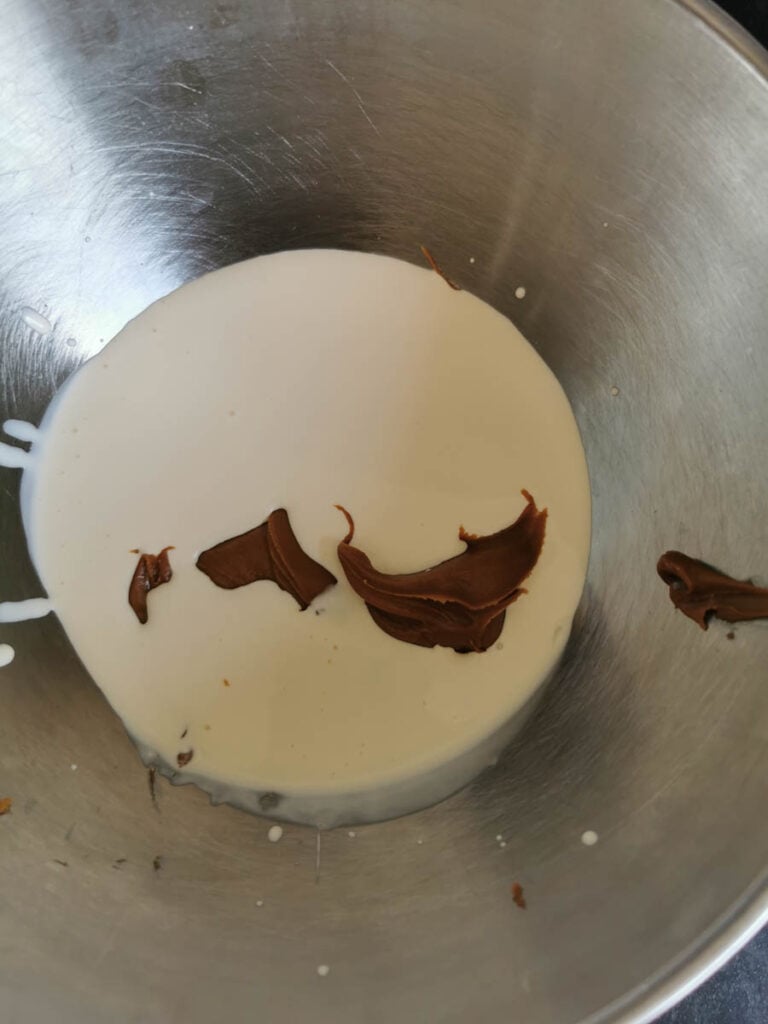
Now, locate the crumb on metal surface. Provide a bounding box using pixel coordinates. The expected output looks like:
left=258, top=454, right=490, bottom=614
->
left=511, top=882, right=527, bottom=909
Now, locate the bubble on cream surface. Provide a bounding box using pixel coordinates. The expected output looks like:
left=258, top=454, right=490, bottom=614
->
left=21, top=249, right=591, bottom=827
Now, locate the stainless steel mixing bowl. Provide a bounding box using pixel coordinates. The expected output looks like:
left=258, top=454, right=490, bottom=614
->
left=2, top=1, right=768, bottom=1021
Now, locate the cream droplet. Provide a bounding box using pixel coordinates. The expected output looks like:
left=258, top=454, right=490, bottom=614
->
left=267, top=825, right=283, bottom=843
left=21, top=307, right=52, bottom=336
left=317, top=965, right=330, bottom=977
left=0, top=644, right=15, bottom=667
left=610, top=385, right=620, bottom=397
left=515, top=286, right=526, bottom=299
left=581, top=830, right=599, bottom=846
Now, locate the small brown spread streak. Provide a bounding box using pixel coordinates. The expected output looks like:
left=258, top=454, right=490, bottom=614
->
left=336, top=491, right=546, bottom=653
left=196, top=508, right=336, bottom=611
left=0, top=797, right=12, bottom=816
left=511, top=882, right=527, bottom=909
left=128, top=547, right=174, bottom=624
left=419, top=244, right=460, bottom=291
left=657, top=551, right=768, bottom=630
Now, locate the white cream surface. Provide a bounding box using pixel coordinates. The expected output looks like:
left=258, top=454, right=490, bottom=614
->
left=22, top=250, right=590, bottom=825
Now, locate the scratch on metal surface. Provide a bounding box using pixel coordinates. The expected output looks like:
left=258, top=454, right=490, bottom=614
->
left=300, top=137, right=327, bottom=164
left=92, top=141, right=262, bottom=195
left=266, top=125, right=294, bottom=150
left=326, top=60, right=380, bottom=136
left=287, top=171, right=309, bottom=192
left=167, top=80, right=203, bottom=95
left=259, top=52, right=303, bottom=94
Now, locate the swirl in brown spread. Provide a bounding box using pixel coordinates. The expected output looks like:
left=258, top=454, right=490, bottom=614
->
left=657, top=550, right=768, bottom=629
left=336, top=491, right=547, bottom=653
left=128, top=547, right=174, bottom=624
left=196, top=507, right=336, bottom=611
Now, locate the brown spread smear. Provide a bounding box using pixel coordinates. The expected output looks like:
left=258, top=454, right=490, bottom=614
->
left=657, top=550, right=768, bottom=629
left=511, top=882, right=527, bottom=909
left=128, top=547, right=174, bottom=624
left=196, top=508, right=336, bottom=611
left=419, top=244, right=460, bottom=291
left=0, top=797, right=12, bottom=816
left=336, top=491, right=547, bottom=653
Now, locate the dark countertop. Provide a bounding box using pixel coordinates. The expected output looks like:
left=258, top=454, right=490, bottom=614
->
left=657, top=4, right=767, bottom=1022
left=717, top=0, right=768, bottom=46
left=661, top=929, right=768, bottom=1023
